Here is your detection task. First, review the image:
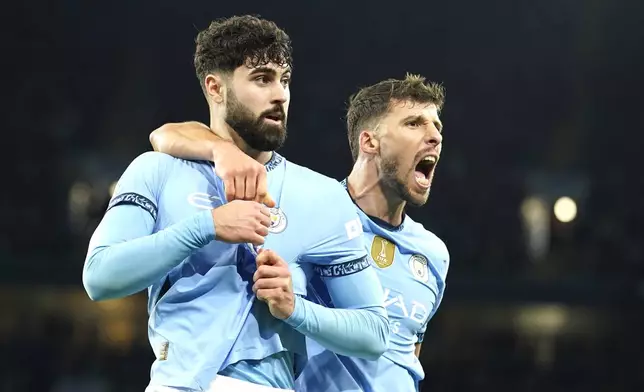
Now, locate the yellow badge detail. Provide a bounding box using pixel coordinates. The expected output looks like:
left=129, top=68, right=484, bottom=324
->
left=268, top=207, right=287, bottom=233
left=370, top=236, right=396, bottom=268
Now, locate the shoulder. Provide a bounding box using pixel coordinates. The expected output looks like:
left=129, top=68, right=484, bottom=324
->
left=285, top=160, right=351, bottom=204
left=128, top=152, right=216, bottom=178
left=119, top=152, right=180, bottom=180
left=285, top=160, right=342, bottom=187
left=116, top=152, right=216, bottom=196
left=405, top=216, right=448, bottom=253
left=405, top=216, right=450, bottom=273
left=128, top=151, right=178, bottom=168
left=284, top=161, right=361, bottom=240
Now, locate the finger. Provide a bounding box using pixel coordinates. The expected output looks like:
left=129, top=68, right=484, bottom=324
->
left=258, top=249, right=287, bottom=267
left=253, top=277, right=288, bottom=292
left=262, top=194, right=276, bottom=208
left=249, top=234, right=265, bottom=246
left=256, top=249, right=276, bottom=267
left=256, top=225, right=269, bottom=237
left=256, top=171, right=273, bottom=207
left=256, top=288, right=281, bottom=302
left=259, top=204, right=271, bottom=217
left=258, top=213, right=271, bottom=228
left=253, top=265, right=283, bottom=281
left=224, top=178, right=235, bottom=202
left=235, top=177, right=245, bottom=203
left=244, top=174, right=257, bottom=201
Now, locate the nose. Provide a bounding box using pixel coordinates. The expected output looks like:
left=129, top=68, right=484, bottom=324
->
left=426, top=126, right=442, bottom=147
left=270, top=83, right=288, bottom=105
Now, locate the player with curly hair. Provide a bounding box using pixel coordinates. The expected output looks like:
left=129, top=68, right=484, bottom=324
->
left=83, top=15, right=389, bottom=392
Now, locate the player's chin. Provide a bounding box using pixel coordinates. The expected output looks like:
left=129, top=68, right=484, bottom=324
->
left=407, top=191, right=430, bottom=207
left=406, top=179, right=431, bottom=206
left=255, top=124, right=287, bottom=151
left=405, top=186, right=430, bottom=207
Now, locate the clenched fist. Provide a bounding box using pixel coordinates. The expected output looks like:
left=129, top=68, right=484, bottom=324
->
left=213, top=141, right=276, bottom=207
left=211, top=200, right=271, bottom=245
left=252, top=249, right=294, bottom=320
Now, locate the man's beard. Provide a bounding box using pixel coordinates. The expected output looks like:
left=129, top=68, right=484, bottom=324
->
left=225, top=88, right=287, bottom=152
left=380, top=156, right=429, bottom=207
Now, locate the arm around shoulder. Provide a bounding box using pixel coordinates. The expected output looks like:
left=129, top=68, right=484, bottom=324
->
left=149, top=121, right=222, bottom=162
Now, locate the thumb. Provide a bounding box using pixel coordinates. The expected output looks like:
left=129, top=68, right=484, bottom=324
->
left=256, top=249, right=281, bottom=267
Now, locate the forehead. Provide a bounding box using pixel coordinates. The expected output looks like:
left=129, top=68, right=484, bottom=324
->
left=384, top=100, right=439, bottom=121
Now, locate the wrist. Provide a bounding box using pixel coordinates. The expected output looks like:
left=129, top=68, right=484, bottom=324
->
left=284, top=295, right=306, bottom=328
left=209, top=138, right=234, bottom=164
left=197, top=209, right=216, bottom=242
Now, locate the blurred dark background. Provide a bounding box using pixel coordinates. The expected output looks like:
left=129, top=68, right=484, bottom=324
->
left=2, top=0, right=643, bottom=391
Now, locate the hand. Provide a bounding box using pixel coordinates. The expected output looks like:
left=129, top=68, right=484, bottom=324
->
left=211, top=200, right=271, bottom=245
left=253, top=249, right=294, bottom=320
left=212, top=141, right=276, bottom=207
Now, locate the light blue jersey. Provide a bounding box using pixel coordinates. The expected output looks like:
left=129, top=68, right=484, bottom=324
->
left=295, top=181, right=449, bottom=392
left=84, top=152, right=389, bottom=391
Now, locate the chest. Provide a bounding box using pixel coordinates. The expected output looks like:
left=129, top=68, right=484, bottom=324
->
left=260, top=204, right=315, bottom=295
left=365, top=232, right=440, bottom=333
left=153, top=165, right=316, bottom=291
left=156, top=166, right=224, bottom=227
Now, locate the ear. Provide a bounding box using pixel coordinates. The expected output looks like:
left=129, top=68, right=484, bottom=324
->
left=359, top=129, right=379, bottom=156
left=204, top=73, right=226, bottom=103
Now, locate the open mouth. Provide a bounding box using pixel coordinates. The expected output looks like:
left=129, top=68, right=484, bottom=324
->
left=263, top=113, right=283, bottom=123
left=414, top=156, right=437, bottom=188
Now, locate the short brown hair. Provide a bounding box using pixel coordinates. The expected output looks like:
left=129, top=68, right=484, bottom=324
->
left=346, top=74, right=445, bottom=161
left=194, top=15, right=293, bottom=89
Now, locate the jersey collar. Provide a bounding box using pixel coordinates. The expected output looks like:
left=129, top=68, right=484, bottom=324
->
left=265, top=152, right=283, bottom=172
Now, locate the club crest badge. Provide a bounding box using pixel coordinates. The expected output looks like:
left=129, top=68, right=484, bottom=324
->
left=409, top=254, right=429, bottom=282
left=268, top=207, right=287, bottom=233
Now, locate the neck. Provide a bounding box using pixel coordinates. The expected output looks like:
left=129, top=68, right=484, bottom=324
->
left=209, top=111, right=273, bottom=165
left=347, top=158, right=406, bottom=227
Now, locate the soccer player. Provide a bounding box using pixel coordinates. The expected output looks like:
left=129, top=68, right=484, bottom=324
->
left=150, top=74, right=449, bottom=392
left=82, top=16, right=389, bottom=392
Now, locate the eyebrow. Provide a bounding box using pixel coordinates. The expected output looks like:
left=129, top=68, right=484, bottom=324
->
left=401, top=114, right=443, bottom=132
left=248, top=66, right=292, bottom=77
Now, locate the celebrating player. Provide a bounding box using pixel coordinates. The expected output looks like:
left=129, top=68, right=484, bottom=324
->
left=83, top=16, right=389, bottom=392
left=151, top=74, right=449, bottom=392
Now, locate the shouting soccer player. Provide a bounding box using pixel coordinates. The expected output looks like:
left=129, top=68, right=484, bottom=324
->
left=83, top=16, right=389, bottom=392
left=151, top=74, right=449, bottom=392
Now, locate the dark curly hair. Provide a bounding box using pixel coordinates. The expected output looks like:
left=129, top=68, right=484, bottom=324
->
left=194, top=15, right=293, bottom=90
left=346, top=74, right=445, bottom=161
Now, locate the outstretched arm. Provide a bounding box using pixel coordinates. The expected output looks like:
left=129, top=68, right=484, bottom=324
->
left=150, top=122, right=274, bottom=206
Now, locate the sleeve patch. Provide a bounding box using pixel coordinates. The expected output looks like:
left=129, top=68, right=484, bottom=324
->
left=344, top=218, right=362, bottom=240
